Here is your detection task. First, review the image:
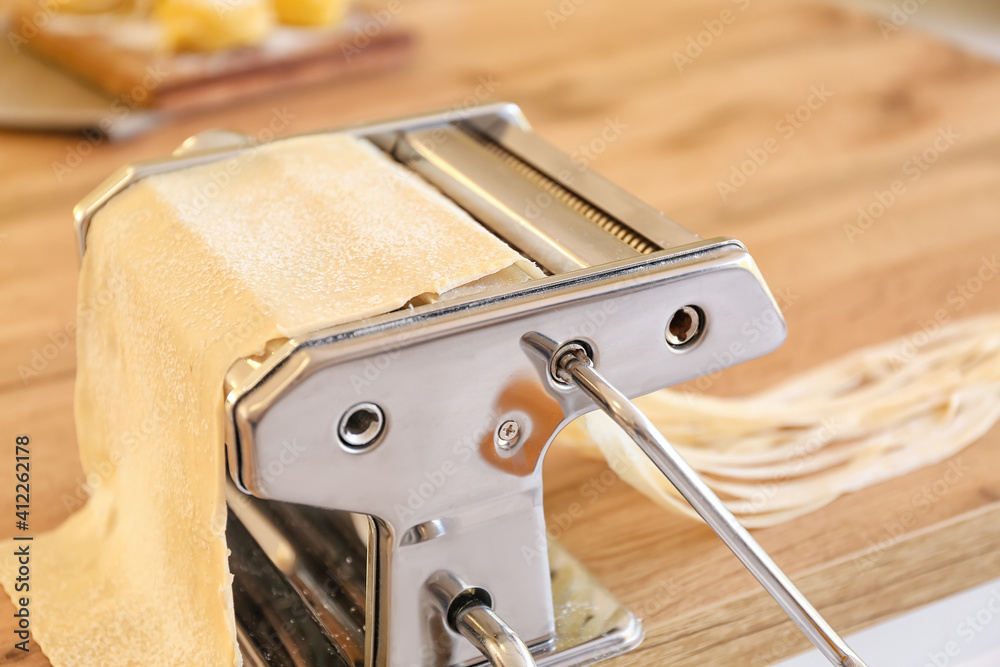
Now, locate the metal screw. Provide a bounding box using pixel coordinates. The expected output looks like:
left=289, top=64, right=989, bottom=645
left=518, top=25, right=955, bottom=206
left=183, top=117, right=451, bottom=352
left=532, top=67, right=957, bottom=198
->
left=666, top=305, right=705, bottom=349
left=495, top=420, right=521, bottom=450
left=338, top=402, right=385, bottom=451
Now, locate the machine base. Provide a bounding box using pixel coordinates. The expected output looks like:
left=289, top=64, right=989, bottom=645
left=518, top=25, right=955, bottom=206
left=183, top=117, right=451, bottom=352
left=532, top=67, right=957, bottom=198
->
left=229, top=493, right=642, bottom=667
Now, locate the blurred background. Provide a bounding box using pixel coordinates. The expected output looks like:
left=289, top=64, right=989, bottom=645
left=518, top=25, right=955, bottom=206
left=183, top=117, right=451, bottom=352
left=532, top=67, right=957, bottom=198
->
left=838, top=0, right=1000, bottom=60
left=1, top=0, right=999, bottom=665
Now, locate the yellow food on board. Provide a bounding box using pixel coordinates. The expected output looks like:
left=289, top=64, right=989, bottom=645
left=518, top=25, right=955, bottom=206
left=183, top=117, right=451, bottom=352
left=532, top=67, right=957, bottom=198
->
left=0, top=134, right=528, bottom=666
left=23, top=0, right=350, bottom=51
left=273, top=0, right=346, bottom=26
left=49, top=0, right=125, bottom=13
left=156, top=0, right=274, bottom=51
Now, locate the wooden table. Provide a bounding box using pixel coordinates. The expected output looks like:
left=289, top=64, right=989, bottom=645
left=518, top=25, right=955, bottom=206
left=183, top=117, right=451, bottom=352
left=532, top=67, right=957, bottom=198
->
left=1, top=0, right=999, bottom=664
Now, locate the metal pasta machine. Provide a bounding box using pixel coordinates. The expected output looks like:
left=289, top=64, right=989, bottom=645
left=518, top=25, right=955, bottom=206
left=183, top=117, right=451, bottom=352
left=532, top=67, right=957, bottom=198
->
left=74, top=103, right=867, bottom=667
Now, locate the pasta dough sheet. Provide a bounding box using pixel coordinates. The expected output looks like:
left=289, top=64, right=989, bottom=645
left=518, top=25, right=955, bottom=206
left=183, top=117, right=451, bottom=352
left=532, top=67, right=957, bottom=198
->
left=0, top=133, right=526, bottom=666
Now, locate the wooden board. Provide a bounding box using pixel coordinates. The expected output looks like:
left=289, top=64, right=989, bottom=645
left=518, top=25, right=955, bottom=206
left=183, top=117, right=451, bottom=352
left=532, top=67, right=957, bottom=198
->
left=9, top=8, right=414, bottom=112
left=1, top=0, right=999, bottom=664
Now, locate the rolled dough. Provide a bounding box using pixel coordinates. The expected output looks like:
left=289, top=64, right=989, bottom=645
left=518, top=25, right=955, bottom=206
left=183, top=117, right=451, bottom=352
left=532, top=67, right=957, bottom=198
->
left=0, top=133, right=526, bottom=666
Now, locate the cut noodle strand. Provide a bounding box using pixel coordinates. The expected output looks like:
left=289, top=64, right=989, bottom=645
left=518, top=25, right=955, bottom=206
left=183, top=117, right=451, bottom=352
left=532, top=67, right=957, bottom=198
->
left=556, top=315, right=1000, bottom=528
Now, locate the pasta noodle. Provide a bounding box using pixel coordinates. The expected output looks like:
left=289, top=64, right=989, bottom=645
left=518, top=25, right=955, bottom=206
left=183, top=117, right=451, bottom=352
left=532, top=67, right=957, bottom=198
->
left=557, top=315, right=1000, bottom=527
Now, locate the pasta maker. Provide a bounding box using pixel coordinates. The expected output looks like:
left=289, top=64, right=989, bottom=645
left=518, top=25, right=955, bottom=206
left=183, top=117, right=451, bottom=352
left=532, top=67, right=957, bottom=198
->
left=74, top=103, right=867, bottom=667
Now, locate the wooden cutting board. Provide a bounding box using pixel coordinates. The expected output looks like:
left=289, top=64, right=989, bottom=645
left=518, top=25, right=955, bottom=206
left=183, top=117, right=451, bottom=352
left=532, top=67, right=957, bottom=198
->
left=7, top=6, right=414, bottom=113
left=0, top=0, right=999, bottom=664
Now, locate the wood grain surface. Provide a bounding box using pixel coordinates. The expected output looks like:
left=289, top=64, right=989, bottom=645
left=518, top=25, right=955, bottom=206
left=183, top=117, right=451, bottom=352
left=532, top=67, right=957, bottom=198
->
left=12, top=11, right=415, bottom=112
left=1, top=0, right=999, bottom=665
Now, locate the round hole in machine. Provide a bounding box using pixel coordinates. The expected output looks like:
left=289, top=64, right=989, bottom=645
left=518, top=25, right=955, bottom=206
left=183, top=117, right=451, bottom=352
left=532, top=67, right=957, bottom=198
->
left=338, top=402, right=386, bottom=451
left=666, top=305, right=705, bottom=349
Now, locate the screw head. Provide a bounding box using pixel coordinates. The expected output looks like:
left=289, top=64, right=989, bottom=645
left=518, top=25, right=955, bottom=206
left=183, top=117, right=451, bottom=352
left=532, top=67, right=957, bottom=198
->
left=495, top=420, right=521, bottom=450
